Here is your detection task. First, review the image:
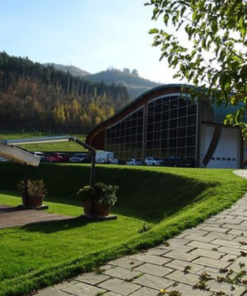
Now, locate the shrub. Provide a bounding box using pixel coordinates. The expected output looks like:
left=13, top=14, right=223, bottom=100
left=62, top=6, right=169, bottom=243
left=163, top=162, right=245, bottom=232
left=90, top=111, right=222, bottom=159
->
left=77, top=182, right=118, bottom=206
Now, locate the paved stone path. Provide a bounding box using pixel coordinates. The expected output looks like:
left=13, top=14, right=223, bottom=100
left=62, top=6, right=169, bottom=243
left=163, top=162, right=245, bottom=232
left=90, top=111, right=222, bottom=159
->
left=36, top=170, right=247, bottom=296
left=0, top=205, right=73, bottom=229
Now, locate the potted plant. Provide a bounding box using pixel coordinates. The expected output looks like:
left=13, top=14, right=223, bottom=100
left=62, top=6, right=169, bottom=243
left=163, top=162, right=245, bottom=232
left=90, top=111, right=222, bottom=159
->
left=18, top=179, right=47, bottom=208
left=77, top=182, right=118, bottom=216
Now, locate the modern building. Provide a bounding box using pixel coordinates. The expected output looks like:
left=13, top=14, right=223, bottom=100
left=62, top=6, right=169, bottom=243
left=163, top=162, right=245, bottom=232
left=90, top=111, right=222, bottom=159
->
left=86, top=84, right=247, bottom=168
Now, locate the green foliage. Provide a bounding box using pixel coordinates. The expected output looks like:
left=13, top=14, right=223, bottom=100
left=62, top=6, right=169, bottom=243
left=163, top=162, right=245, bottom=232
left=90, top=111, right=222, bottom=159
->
left=77, top=182, right=118, bottom=206
left=147, top=0, right=247, bottom=134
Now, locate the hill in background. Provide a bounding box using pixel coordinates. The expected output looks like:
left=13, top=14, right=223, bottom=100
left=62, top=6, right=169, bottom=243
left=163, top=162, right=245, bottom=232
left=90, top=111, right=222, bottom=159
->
left=0, top=51, right=130, bottom=133
left=43, top=63, right=91, bottom=77
left=44, top=64, right=161, bottom=99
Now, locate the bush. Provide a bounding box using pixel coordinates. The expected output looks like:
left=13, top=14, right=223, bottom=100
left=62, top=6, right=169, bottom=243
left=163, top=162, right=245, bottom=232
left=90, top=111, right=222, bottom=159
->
left=77, top=182, right=118, bottom=206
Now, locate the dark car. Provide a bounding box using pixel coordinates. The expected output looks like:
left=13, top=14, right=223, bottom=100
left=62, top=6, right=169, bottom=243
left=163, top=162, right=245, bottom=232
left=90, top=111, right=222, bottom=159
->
left=45, top=153, right=70, bottom=163
left=163, top=156, right=194, bottom=167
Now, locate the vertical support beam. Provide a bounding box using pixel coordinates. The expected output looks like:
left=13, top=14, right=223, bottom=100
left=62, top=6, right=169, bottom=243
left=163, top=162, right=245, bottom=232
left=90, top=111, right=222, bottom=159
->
left=142, top=103, right=148, bottom=162
left=23, top=163, right=28, bottom=206
left=240, top=127, right=244, bottom=168
left=68, top=137, right=96, bottom=216
left=196, top=100, right=201, bottom=168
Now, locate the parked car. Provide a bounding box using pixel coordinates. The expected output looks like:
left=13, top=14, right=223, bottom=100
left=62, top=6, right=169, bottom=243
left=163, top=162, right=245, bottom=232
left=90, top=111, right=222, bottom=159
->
left=30, top=151, right=46, bottom=160
left=144, top=157, right=163, bottom=166
left=163, top=156, right=194, bottom=167
left=117, top=159, right=125, bottom=165
left=69, top=153, right=91, bottom=163
left=0, top=156, right=10, bottom=162
left=125, top=158, right=143, bottom=165
left=45, top=153, right=70, bottom=163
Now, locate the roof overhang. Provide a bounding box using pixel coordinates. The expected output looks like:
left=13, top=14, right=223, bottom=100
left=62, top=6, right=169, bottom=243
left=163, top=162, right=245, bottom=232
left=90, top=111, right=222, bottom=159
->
left=0, top=143, right=40, bottom=166
left=0, top=135, right=70, bottom=166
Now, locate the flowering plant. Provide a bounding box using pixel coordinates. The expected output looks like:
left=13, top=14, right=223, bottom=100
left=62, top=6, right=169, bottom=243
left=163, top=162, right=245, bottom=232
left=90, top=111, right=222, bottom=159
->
left=18, top=179, right=47, bottom=198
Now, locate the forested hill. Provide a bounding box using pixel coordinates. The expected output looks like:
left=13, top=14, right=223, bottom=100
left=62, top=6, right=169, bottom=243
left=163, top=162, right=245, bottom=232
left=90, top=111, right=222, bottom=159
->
left=83, top=69, right=161, bottom=99
left=43, top=63, right=91, bottom=77
left=44, top=64, right=161, bottom=99
left=0, top=52, right=130, bottom=133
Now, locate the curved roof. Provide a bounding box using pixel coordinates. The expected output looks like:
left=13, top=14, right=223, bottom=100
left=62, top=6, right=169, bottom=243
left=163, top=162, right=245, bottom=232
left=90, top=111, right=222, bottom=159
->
left=86, top=82, right=246, bottom=149
left=86, top=84, right=193, bottom=147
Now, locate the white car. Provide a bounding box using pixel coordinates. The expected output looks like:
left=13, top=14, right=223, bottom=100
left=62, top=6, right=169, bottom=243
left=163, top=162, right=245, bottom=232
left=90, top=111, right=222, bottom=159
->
left=125, top=158, right=143, bottom=165
left=30, top=152, right=46, bottom=159
left=144, top=157, right=163, bottom=166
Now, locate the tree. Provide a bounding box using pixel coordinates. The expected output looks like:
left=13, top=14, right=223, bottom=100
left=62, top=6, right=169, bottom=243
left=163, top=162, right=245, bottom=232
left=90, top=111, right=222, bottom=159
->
left=132, top=69, right=139, bottom=76
left=123, top=68, right=131, bottom=74
left=147, top=0, right=247, bottom=133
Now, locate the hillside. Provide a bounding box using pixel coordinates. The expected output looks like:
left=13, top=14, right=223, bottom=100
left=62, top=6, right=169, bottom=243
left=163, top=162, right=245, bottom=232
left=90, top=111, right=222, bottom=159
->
left=44, top=64, right=161, bottom=99
left=43, top=63, right=91, bottom=77
left=84, top=68, right=161, bottom=99
left=0, top=51, right=130, bottom=133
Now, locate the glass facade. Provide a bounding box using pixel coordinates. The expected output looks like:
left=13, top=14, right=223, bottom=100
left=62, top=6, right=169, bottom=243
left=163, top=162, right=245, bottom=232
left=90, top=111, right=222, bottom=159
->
left=105, top=108, right=144, bottom=160
left=146, top=95, right=197, bottom=159
left=105, top=94, right=197, bottom=161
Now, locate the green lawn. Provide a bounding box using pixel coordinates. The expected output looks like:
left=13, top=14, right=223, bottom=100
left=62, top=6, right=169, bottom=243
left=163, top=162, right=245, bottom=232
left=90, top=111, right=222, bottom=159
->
left=0, top=130, right=87, bottom=152
left=0, top=163, right=247, bottom=296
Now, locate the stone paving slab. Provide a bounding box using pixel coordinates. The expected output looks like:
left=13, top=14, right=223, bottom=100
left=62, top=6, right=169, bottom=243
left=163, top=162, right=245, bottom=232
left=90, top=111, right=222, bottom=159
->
left=190, top=247, right=224, bottom=259
left=130, top=286, right=159, bottom=296
left=166, top=282, right=212, bottom=296
left=132, top=273, right=175, bottom=290
left=75, top=272, right=110, bottom=285
left=35, top=288, right=69, bottom=296
left=165, top=259, right=205, bottom=273
left=165, top=270, right=200, bottom=286
left=207, top=279, right=246, bottom=296
left=61, top=282, right=106, bottom=296
left=98, top=278, right=140, bottom=295
left=128, top=253, right=172, bottom=265
left=134, top=262, right=173, bottom=277
left=104, top=266, right=142, bottom=281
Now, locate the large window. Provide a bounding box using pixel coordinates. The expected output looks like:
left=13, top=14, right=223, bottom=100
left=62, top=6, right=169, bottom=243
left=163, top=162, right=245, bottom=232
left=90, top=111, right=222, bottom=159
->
left=105, top=108, right=144, bottom=160
left=105, top=94, right=197, bottom=161
left=146, top=95, right=197, bottom=159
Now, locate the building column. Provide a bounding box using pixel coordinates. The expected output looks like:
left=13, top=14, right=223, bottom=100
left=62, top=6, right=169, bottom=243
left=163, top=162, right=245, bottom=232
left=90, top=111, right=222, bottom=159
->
left=142, top=102, right=148, bottom=162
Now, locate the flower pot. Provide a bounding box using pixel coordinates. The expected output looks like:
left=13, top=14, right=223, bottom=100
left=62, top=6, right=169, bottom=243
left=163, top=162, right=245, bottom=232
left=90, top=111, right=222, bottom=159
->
left=22, top=195, right=44, bottom=208
left=83, top=202, right=110, bottom=216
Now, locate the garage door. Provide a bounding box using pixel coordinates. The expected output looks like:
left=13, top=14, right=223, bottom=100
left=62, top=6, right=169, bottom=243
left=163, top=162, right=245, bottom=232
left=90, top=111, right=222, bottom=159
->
left=202, top=126, right=239, bottom=169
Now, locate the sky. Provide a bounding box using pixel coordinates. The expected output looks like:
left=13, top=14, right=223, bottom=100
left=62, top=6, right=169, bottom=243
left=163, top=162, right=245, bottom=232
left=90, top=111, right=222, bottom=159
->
left=0, top=0, right=180, bottom=84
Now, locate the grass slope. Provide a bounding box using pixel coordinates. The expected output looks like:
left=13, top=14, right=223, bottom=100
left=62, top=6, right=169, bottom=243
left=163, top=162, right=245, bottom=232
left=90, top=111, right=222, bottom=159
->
left=0, top=163, right=246, bottom=295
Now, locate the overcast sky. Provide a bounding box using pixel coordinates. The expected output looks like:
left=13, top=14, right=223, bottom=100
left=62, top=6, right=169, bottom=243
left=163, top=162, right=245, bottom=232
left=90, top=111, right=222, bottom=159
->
left=0, top=0, right=182, bottom=84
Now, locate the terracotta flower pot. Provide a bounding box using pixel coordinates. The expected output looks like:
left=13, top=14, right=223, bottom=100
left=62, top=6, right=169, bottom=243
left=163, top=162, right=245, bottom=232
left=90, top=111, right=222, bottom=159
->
left=22, top=195, right=44, bottom=208
left=83, top=202, right=110, bottom=216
